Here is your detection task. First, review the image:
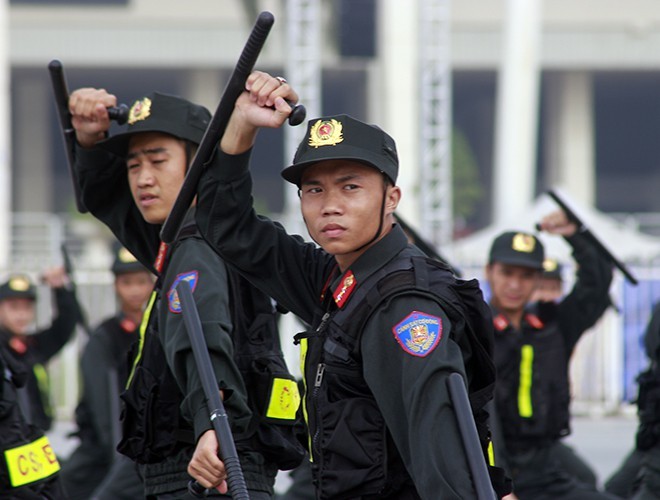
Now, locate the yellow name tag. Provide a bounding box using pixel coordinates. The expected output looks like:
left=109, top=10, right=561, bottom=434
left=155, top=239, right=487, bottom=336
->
left=4, top=436, right=60, bottom=488
left=266, top=377, right=301, bottom=420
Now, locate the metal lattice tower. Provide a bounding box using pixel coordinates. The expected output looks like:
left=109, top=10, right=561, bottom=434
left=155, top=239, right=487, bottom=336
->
left=419, top=0, right=453, bottom=249
left=283, top=0, right=322, bottom=236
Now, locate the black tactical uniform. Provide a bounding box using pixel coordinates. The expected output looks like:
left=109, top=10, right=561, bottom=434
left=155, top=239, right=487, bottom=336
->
left=71, top=93, right=279, bottom=497
left=488, top=231, right=615, bottom=500
left=0, top=275, right=77, bottom=432
left=196, top=115, right=500, bottom=499
left=60, top=249, right=147, bottom=500
left=606, top=300, right=660, bottom=499
left=1, top=342, right=66, bottom=498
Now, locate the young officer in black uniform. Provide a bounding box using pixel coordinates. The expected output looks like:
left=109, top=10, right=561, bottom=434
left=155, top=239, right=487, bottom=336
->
left=68, top=89, right=294, bottom=498
left=61, top=246, right=153, bottom=500
left=0, top=268, right=78, bottom=432
left=485, top=214, right=615, bottom=500
left=605, top=300, right=660, bottom=499
left=193, top=71, right=502, bottom=499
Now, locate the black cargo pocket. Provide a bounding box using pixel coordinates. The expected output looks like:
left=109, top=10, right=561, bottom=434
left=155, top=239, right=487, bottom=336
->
left=116, top=366, right=177, bottom=464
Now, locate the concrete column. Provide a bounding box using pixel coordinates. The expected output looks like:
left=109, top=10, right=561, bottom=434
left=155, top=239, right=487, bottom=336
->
left=493, top=0, right=543, bottom=224
left=0, top=0, right=8, bottom=269
left=183, top=68, right=224, bottom=113
left=377, top=0, right=419, bottom=223
left=543, top=71, right=595, bottom=206
left=14, top=75, right=53, bottom=213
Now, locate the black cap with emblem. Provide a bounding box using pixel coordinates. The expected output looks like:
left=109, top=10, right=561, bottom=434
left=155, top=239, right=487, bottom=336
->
left=281, top=114, right=399, bottom=186
left=541, top=257, right=563, bottom=280
left=97, top=92, right=211, bottom=158
left=0, top=274, right=37, bottom=302
left=489, top=231, right=545, bottom=270
left=111, top=246, right=149, bottom=276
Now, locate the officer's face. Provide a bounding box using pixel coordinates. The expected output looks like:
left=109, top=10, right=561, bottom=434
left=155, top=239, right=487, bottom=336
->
left=486, top=262, right=541, bottom=314
left=115, top=271, right=154, bottom=315
left=300, top=160, right=400, bottom=271
left=531, top=277, right=563, bottom=303
left=126, top=132, right=187, bottom=225
left=0, top=298, right=35, bottom=335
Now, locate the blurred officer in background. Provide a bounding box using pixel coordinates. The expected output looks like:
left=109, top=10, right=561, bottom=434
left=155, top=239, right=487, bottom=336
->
left=486, top=209, right=614, bottom=500
left=61, top=245, right=153, bottom=500
left=0, top=268, right=78, bottom=432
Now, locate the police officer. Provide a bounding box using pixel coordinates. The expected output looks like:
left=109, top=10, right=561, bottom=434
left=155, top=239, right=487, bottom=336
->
left=68, top=89, right=290, bottom=498
left=0, top=268, right=78, bottom=432
left=605, top=300, right=660, bottom=499
left=1, top=341, right=66, bottom=498
left=485, top=212, right=615, bottom=500
left=193, top=71, right=505, bottom=498
left=61, top=245, right=153, bottom=500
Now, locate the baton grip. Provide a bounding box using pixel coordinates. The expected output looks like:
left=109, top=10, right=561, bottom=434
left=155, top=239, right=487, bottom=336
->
left=225, top=456, right=250, bottom=500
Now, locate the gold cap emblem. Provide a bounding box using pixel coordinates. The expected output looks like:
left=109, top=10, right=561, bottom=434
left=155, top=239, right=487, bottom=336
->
left=308, top=119, right=344, bottom=148
left=128, top=97, right=152, bottom=125
left=512, top=233, right=536, bottom=253
left=543, top=258, right=558, bottom=272
left=118, top=247, right=138, bottom=263
left=9, top=276, right=31, bottom=291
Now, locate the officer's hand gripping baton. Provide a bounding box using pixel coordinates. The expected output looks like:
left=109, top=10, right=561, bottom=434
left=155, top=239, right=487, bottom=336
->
left=176, top=279, right=249, bottom=499
left=48, top=59, right=128, bottom=213
left=447, top=372, right=497, bottom=500
left=539, top=188, right=638, bottom=285
left=160, top=11, right=306, bottom=244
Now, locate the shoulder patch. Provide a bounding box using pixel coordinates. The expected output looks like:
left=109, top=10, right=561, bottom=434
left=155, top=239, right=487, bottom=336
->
left=392, top=311, right=442, bottom=357
left=167, top=271, right=199, bottom=314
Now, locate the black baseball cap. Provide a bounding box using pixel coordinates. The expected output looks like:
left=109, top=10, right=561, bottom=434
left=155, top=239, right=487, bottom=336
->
left=97, top=92, right=211, bottom=157
left=281, top=114, right=399, bottom=186
left=111, top=246, right=149, bottom=276
left=0, top=274, right=36, bottom=302
left=542, top=258, right=563, bottom=280
left=489, top=231, right=545, bottom=270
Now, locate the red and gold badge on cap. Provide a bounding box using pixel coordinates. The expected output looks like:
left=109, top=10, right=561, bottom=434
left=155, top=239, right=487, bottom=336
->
left=308, top=119, right=344, bottom=148
left=128, top=97, right=152, bottom=125
left=512, top=233, right=536, bottom=253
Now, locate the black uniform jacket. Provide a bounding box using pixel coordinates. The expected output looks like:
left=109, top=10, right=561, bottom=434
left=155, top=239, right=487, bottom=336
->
left=0, top=287, right=77, bottom=431
left=196, top=148, right=479, bottom=499
left=73, top=145, right=274, bottom=495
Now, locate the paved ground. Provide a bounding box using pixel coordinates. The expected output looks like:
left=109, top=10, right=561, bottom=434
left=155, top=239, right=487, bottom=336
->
left=48, top=411, right=640, bottom=494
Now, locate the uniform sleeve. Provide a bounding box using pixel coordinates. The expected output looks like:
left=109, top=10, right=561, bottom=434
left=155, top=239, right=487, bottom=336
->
left=31, top=288, right=78, bottom=363
left=557, top=232, right=613, bottom=353
left=361, top=294, right=477, bottom=499
left=159, top=237, right=250, bottom=441
left=80, top=324, right=119, bottom=450
left=73, top=144, right=160, bottom=271
left=196, top=148, right=334, bottom=325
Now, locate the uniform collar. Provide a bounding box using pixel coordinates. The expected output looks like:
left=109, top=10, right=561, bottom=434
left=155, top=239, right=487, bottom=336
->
left=490, top=306, right=545, bottom=332
left=325, top=224, right=409, bottom=308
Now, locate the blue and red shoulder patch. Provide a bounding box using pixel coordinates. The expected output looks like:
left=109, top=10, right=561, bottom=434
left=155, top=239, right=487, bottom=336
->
left=392, top=311, right=443, bottom=357
left=167, top=271, right=199, bottom=313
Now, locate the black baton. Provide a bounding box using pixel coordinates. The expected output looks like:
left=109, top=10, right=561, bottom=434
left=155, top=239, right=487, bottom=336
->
left=176, top=280, right=249, bottom=499
left=539, top=189, right=638, bottom=285
left=160, top=10, right=306, bottom=244
left=447, top=373, right=497, bottom=500
left=395, top=213, right=462, bottom=277
left=60, top=243, right=92, bottom=336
